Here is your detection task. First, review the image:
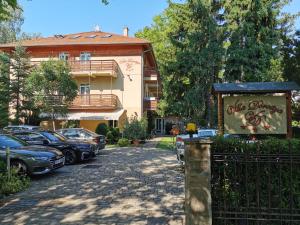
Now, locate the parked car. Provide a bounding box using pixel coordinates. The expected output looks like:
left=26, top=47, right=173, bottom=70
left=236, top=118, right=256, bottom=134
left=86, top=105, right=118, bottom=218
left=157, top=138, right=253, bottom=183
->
left=176, top=129, right=217, bottom=166
left=12, top=131, right=97, bottom=165
left=3, top=125, right=41, bottom=132
left=0, top=134, right=65, bottom=175
left=57, top=128, right=106, bottom=150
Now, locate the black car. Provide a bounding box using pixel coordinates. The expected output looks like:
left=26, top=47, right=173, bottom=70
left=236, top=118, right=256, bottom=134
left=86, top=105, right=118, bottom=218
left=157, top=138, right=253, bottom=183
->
left=0, top=134, right=65, bottom=175
left=12, top=131, right=97, bottom=165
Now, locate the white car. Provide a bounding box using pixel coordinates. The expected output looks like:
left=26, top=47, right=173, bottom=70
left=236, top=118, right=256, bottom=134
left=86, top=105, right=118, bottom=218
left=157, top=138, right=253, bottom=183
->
left=176, top=129, right=217, bottom=166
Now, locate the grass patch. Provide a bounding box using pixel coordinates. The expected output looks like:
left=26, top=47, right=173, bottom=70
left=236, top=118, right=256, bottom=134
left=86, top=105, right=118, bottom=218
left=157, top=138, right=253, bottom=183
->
left=156, top=137, right=175, bottom=150
left=106, top=144, right=118, bottom=148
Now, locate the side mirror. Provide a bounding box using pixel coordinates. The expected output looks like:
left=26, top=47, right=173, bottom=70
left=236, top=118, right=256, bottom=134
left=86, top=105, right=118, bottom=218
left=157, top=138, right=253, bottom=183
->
left=43, top=140, right=50, bottom=145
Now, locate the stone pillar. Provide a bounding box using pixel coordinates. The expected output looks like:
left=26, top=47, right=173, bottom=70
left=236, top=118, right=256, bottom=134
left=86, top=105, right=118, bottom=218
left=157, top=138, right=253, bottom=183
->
left=184, top=139, right=212, bottom=225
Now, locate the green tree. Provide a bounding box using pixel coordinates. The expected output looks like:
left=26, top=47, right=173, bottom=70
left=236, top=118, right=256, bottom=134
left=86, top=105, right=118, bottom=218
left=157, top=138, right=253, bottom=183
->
left=137, top=1, right=224, bottom=122
left=0, top=0, right=18, bottom=21
left=25, top=60, right=78, bottom=130
left=282, top=30, right=300, bottom=85
left=223, top=0, right=292, bottom=82
left=9, top=45, right=32, bottom=124
left=0, top=7, right=23, bottom=43
left=0, top=52, right=10, bottom=127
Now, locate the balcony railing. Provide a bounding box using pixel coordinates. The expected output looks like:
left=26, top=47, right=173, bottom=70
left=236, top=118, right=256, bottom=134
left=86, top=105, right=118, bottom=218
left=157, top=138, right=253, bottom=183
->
left=31, top=60, right=120, bottom=78
left=144, top=68, right=158, bottom=81
left=70, top=94, right=119, bottom=110
left=144, top=97, right=158, bottom=111
left=69, top=60, right=119, bottom=77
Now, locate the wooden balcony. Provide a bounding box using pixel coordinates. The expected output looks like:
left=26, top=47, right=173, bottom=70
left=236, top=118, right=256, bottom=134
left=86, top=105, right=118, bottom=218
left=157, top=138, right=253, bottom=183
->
left=69, top=60, right=119, bottom=78
left=144, top=98, right=158, bottom=111
left=144, top=68, right=158, bottom=81
left=31, top=60, right=120, bottom=78
left=69, top=94, right=119, bottom=110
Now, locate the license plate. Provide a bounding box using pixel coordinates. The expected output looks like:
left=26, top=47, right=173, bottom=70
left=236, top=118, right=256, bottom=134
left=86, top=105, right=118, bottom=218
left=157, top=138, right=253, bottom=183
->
left=55, top=158, right=64, bottom=165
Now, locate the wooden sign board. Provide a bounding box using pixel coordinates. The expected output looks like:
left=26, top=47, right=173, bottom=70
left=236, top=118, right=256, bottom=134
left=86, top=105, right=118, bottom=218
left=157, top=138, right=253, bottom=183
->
left=224, top=96, right=287, bottom=134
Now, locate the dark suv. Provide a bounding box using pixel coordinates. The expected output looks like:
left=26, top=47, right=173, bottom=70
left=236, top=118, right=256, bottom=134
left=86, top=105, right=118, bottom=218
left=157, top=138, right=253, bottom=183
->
left=12, top=131, right=97, bottom=165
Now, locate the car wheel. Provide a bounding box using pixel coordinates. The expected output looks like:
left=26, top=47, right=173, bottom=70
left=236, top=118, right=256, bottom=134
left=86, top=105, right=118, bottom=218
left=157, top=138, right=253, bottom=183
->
left=11, top=160, right=28, bottom=176
left=64, top=149, right=77, bottom=165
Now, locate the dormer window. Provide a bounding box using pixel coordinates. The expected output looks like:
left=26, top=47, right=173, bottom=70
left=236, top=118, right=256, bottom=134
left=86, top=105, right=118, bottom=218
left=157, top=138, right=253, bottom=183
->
left=59, top=52, right=69, bottom=61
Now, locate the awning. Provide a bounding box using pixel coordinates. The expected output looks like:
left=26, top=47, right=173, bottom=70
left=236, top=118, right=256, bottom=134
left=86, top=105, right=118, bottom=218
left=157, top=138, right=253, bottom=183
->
left=40, top=109, right=125, bottom=121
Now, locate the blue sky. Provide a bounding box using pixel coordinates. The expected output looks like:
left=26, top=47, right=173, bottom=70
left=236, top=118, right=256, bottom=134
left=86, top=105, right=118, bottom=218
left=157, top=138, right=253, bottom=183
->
left=19, top=0, right=300, bottom=37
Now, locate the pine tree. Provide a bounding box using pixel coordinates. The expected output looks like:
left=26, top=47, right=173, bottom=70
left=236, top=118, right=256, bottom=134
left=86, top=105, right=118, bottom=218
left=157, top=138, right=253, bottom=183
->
left=9, top=45, right=32, bottom=124
left=223, top=0, right=290, bottom=82
left=0, top=52, right=10, bottom=127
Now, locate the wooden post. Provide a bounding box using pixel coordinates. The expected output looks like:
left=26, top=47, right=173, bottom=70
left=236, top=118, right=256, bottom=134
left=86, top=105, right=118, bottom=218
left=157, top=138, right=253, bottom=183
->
left=286, top=91, right=292, bottom=139
left=217, top=93, right=224, bottom=136
left=209, top=93, right=214, bottom=128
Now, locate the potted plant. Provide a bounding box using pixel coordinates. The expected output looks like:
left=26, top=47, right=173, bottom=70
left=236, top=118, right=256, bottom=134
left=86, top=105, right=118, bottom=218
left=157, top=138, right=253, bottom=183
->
left=123, top=116, right=147, bottom=146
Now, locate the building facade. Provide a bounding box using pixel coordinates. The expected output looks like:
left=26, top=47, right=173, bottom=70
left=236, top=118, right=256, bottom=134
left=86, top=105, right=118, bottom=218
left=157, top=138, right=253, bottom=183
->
left=0, top=29, right=160, bottom=131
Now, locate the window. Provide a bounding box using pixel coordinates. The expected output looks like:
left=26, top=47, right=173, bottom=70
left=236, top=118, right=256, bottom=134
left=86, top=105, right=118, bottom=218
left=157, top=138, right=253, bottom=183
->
left=70, top=35, right=81, bottom=39
left=80, top=52, right=91, bottom=61
left=109, top=120, right=118, bottom=128
left=86, top=35, right=97, bottom=38
left=0, top=135, right=27, bottom=149
left=59, top=52, right=69, bottom=61
left=80, top=84, right=90, bottom=95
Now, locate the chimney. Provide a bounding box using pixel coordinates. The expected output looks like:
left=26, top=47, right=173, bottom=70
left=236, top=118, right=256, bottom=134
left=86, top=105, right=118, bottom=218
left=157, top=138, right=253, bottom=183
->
left=94, top=25, right=100, bottom=32
left=123, top=27, right=129, bottom=37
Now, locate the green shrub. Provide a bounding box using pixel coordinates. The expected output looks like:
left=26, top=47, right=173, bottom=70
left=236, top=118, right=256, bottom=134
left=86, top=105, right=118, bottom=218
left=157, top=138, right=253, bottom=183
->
left=0, top=173, right=30, bottom=196
left=62, top=120, right=79, bottom=128
left=0, top=165, right=30, bottom=197
left=117, top=138, right=130, bottom=147
left=95, top=123, right=108, bottom=136
left=211, top=137, right=300, bottom=216
left=123, top=116, right=147, bottom=141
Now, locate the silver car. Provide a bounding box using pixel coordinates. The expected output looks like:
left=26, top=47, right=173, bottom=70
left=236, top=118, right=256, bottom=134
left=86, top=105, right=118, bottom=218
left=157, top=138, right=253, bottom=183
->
left=57, top=128, right=106, bottom=151
left=176, top=129, right=217, bottom=166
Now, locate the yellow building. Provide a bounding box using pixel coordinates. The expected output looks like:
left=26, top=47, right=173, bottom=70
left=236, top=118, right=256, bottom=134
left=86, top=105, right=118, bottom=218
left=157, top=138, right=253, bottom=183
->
left=0, top=28, right=161, bottom=131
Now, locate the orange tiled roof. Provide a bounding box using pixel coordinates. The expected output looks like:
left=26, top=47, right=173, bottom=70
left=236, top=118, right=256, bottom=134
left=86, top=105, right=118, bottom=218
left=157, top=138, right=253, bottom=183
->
left=0, top=31, right=150, bottom=48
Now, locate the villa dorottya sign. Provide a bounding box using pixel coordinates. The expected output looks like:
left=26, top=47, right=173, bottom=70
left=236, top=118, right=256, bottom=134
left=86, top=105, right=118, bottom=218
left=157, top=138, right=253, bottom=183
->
left=224, top=96, right=287, bottom=134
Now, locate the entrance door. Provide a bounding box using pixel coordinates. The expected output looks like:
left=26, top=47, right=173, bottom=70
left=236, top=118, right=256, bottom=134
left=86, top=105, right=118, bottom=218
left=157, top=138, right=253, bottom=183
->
left=155, top=118, right=165, bottom=134
left=80, top=84, right=90, bottom=105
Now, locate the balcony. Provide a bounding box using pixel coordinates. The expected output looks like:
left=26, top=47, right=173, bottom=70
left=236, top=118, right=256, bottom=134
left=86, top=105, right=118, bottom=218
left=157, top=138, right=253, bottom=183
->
left=144, top=68, right=158, bottom=81
left=144, top=97, right=158, bottom=111
left=69, top=60, right=119, bottom=78
left=31, top=60, right=120, bottom=78
left=69, top=94, right=119, bottom=110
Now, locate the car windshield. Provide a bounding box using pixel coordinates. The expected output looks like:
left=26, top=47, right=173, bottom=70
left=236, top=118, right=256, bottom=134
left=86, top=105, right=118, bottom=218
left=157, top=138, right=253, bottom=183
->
left=0, top=135, right=28, bottom=149
left=41, top=132, right=66, bottom=142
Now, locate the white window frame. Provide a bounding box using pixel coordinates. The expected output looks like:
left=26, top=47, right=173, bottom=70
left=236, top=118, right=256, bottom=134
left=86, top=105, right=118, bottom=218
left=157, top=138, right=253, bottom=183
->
left=59, top=52, right=69, bottom=61
left=80, top=52, right=91, bottom=61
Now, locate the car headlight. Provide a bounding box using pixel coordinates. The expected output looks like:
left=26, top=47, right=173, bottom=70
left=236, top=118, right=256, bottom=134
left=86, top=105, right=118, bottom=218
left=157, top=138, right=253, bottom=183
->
left=31, top=156, right=49, bottom=161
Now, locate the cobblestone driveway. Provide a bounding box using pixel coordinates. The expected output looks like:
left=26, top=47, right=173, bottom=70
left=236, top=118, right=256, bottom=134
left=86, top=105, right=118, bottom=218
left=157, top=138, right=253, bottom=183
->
left=0, top=146, right=184, bottom=225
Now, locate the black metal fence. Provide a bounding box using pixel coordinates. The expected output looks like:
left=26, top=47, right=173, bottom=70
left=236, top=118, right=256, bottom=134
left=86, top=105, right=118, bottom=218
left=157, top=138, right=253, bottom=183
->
left=211, top=141, right=300, bottom=225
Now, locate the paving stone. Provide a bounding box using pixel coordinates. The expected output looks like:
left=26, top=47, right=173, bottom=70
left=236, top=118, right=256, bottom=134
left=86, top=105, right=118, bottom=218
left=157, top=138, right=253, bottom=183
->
left=0, top=146, right=184, bottom=224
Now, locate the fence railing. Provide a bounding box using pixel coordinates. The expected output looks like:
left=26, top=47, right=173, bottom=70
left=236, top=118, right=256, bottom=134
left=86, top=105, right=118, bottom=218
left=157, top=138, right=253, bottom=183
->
left=31, top=60, right=120, bottom=77
left=69, top=60, right=119, bottom=75
left=69, top=94, right=119, bottom=110
left=211, top=142, right=300, bottom=225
